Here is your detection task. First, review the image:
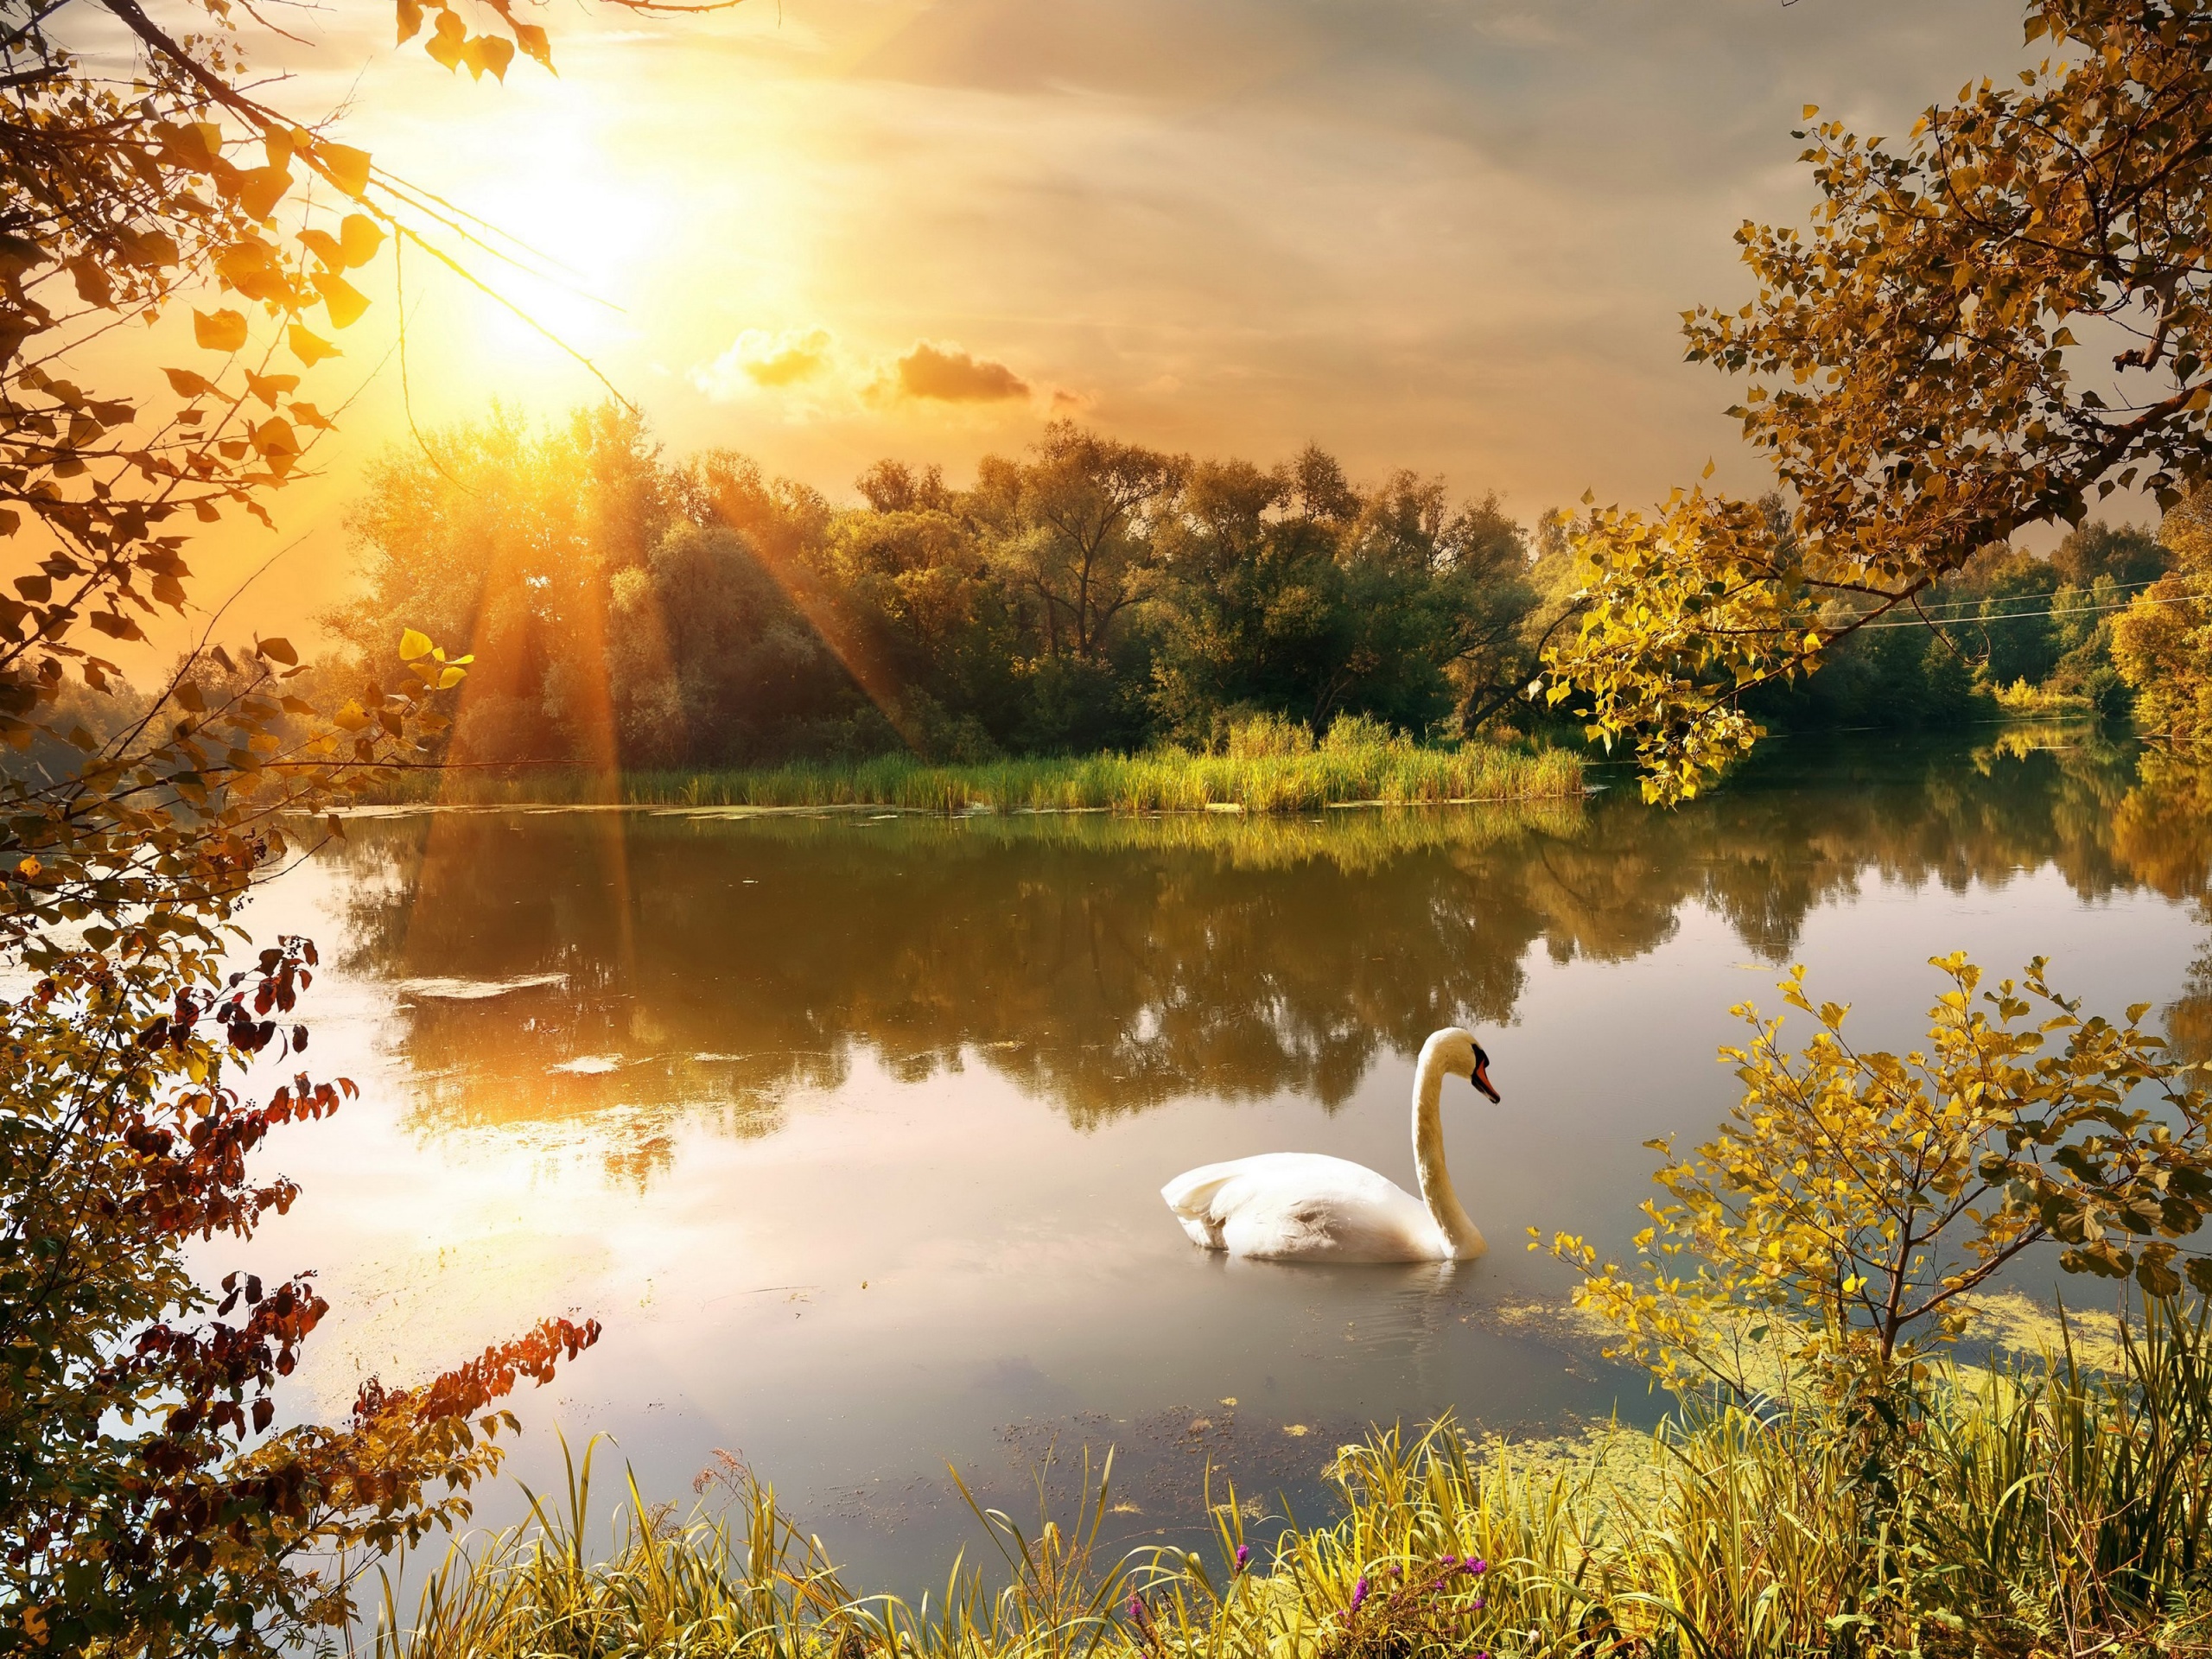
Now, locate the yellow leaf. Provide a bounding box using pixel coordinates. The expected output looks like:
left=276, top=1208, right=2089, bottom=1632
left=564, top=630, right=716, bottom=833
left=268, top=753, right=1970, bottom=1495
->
left=311, top=270, right=370, bottom=329
left=398, top=628, right=433, bottom=662
left=193, top=308, right=248, bottom=353
left=436, top=664, right=467, bottom=689
left=287, top=323, right=340, bottom=365
left=426, top=9, right=466, bottom=69
left=237, top=162, right=293, bottom=221
left=315, top=142, right=373, bottom=200
left=339, top=213, right=385, bottom=268
left=163, top=367, right=213, bottom=397
left=297, top=228, right=344, bottom=269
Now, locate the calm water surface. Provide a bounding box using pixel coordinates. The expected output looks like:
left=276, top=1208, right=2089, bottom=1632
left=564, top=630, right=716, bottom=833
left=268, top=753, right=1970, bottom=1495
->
left=233, top=732, right=2212, bottom=1589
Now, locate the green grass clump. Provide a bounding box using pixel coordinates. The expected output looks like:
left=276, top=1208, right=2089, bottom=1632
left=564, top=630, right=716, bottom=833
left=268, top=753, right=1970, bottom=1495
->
left=375, top=1300, right=2212, bottom=1659
left=366, top=727, right=1582, bottom=815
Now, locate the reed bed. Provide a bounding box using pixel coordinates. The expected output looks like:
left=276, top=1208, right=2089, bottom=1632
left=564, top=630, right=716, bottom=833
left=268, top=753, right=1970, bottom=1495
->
left=370, top=1300, right=2212, bottom=1659
left=365, top=738, right=1582, bottom=815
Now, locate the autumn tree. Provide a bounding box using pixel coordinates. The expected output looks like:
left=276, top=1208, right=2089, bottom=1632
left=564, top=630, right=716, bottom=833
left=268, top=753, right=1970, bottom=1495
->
left=2113, top=486, right=2212, bottom=741
left=1543, top=955, right=2212, bottom=1408
left=0, top=0, right=724, bottom=1644
left=1547, top=0, right=2212, bottom=802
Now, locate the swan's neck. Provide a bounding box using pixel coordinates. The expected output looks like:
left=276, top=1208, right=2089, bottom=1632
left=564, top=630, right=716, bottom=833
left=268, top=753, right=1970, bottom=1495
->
left=1413, top=1044, right=1484, bottom=1259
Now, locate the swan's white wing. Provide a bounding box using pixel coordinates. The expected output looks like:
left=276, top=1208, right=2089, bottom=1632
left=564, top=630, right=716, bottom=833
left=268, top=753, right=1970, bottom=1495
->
left=1160, top=1159, right=1243, bottom=1249
left=1161, top=1153, right=1442, bottom=1262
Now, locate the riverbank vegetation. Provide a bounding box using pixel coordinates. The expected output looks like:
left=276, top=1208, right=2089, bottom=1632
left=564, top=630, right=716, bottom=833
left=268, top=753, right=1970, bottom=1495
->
left=376, top=715, right=1580, bottom=812
left=375, top=1313, right=2212, bottom=1659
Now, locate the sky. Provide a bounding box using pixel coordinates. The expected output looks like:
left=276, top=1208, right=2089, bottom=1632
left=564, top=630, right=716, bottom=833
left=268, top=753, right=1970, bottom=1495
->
left=92, top=0, right=2043, bottom=645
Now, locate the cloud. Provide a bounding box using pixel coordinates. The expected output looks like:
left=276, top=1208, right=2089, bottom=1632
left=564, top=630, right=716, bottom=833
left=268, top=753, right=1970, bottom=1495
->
left=691, top=327, right=836, bottom=400
left=890, top=341, right=1031, bottom=403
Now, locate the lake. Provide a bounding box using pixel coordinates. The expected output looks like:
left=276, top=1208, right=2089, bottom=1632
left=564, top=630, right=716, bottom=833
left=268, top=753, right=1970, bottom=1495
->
left=235, top=729, right=2212, bottom=1593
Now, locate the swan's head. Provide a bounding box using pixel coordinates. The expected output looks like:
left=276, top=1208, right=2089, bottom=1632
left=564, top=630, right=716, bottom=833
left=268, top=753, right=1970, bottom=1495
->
left=1427, top=1027, right=1501, bottom=1103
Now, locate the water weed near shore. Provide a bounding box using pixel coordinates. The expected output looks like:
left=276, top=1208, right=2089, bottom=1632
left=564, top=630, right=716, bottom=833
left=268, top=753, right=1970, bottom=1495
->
left=373, top=1299, right=2212, bottom=1659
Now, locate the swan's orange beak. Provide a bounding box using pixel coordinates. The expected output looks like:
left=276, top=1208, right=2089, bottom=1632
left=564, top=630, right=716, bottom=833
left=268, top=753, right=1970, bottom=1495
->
left=1472, top=1058, right=1500, bottom=1103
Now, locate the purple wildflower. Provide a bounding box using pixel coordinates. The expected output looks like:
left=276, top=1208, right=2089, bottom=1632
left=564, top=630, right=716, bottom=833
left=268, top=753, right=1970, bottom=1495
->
left=1350, top=1576, right=1370, bottom=1613
left=1439, top=1554, right=1459, bottom=1567
left=1128, top=1595, right=1149, bottom=1625
left=1466, top=1558, right=1488, bottom=1575
left=1234, top=1545, right=1251, bottom=1573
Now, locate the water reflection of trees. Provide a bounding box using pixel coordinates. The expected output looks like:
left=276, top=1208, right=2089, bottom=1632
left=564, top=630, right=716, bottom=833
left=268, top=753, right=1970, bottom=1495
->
left=322, top=735, right=2212, bottom=1168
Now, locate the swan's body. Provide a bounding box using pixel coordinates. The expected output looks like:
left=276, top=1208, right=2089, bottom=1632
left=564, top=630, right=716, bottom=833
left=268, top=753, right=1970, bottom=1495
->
left=1161, top=1028, right=1498, bottom=1263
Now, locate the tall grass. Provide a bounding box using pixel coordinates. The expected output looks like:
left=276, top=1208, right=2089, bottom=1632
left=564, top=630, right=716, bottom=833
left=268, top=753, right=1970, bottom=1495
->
left=364, top=724, right=1582, bottom=815
left=371, top=1300, right=2212, bottom=1659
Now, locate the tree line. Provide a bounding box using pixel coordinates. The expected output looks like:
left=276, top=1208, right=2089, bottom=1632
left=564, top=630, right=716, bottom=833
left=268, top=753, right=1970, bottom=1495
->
left=322, top=407, right=2203, bottom=774
left=321, top=408, right=1573, bottom=769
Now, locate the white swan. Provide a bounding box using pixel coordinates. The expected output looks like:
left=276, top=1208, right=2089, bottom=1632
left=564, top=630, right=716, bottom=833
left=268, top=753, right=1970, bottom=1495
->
left=1160, top=1027, right=1499, bottom=1263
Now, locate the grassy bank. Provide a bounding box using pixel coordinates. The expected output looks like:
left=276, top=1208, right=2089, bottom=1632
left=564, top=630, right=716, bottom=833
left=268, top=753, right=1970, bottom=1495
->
left=369, top=734, right=1583, bottom=815
left=377, top=1302, right=2212, bottom=1659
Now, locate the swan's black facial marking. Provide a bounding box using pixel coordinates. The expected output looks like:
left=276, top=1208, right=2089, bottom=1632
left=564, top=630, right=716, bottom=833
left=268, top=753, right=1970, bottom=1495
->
left=1470, top=1043, right=1500, bottom=1103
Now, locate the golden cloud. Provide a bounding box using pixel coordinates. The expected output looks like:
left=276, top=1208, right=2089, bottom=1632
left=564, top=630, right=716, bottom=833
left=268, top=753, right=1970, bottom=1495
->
left=892, top=341, right=1030, bottom=402
left=692, top=327, right=835, bottom=400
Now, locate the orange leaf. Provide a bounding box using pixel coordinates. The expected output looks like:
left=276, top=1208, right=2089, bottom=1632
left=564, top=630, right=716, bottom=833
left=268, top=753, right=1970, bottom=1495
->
left=66, top=255, right=112, bottom=306
left=252, top=416, right=300, bottom=458
left=193, top=308, right=248, bottom=353
left=244, top=370, right=300, bottom=406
